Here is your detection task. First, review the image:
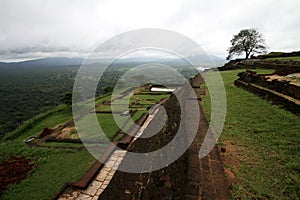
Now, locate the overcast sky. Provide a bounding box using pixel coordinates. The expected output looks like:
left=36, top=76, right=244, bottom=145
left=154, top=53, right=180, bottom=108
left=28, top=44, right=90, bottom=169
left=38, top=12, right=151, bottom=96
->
left=0, top=0, right=299, bottom=62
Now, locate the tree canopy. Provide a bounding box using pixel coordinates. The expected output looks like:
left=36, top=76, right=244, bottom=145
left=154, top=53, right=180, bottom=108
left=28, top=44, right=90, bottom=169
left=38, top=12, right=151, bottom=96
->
left=227, top=28, right=267, bottom=60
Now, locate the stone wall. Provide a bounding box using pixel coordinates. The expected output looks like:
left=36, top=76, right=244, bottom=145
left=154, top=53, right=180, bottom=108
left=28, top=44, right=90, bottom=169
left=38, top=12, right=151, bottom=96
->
left=219, top=59, right=300, bottom=75
left=256, top=51, right=300, bottom=59
left=237, top=70, right=300, bottom=100
left=99, top=74, right=230, bottom=200
left=99, top=83, right=191, bottom=199
left=234, top=70, right=300, bottom=114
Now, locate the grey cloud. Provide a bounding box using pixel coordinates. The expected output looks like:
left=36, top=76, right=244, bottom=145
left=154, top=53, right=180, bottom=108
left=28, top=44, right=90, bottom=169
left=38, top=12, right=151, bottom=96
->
left=0, top=0, right=299, bottom=61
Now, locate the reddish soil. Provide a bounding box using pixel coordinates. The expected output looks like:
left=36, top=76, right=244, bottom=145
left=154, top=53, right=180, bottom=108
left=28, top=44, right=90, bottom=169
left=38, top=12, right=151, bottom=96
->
left=0, top=156, right=36, bottom=194
left=220, top=140, right=239, bottom=186
left=39, top=127, right=53, bottom=138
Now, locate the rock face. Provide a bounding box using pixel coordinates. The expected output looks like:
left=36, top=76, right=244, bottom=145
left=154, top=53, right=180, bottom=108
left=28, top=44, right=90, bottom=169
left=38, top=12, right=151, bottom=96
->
left=99, top=74, right=230, bottom=200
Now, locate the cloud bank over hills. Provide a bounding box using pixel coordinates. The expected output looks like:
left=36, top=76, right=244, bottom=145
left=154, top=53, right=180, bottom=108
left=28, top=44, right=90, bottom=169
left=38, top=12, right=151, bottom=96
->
left=0, top=0, right=299, bottom=62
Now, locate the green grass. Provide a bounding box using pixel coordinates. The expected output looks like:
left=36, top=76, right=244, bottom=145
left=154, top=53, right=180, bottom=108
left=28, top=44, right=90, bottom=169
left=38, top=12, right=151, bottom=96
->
left=112, top=99, right=131, bottom=104
left=134, top=94, right=169, bottom=103
left=93, top=91, right=170, bottom=137
left=0, top=95, right=111, bottom=200
left=77, top=113, right=130, bottom=140
left=2, top=104, right=70, bottom=142
left=139, top=91, right=171, bottom=95
left=255, top=69, right=276, bottom=74
left=95, top=104, right=128, bottom=112
left=1, top=148, right=96, bottom=200
left=138, top=99, right=153, bottom=105
left=94, top=94, right=112, bottom=105
left=266, top=56, right=300, bottom=61
left=97, top=113, right=128, bottom=138
left=0, top=105, right=96, bottom=200
left=38, top=142, right=107, bottom=150
left=202, top=69, right=300, bottom=199
left=121, top=110, right=148, bottom=131
left=132, top=110, right=147, bottom=121
left=18, top=110, right=73, bottom=143
left=0, top=89, right=170, bottom=199
left=39, top=141, right=84, bottom=148
left=113, top=134, right=124, bottom=142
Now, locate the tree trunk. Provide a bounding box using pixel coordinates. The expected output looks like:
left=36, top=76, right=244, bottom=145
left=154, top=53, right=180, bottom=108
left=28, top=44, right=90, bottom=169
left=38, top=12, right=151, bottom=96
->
left=245, top=51, right=250, bottom=59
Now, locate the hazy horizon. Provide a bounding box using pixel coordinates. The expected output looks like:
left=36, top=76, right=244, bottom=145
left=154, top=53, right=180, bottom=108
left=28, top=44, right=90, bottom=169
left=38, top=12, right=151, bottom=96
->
left=0, top=0, right=299, bottom=62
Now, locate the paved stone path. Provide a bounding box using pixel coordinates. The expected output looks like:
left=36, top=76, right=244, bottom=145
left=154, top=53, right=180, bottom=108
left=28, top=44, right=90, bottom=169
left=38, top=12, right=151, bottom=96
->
left=77, top=150, right=126, bottom=200
left=58, top=106, right=160, bottom=200
left=58, top=150, right=126, bottom=200
left=131, top=108, right=158, bottom=142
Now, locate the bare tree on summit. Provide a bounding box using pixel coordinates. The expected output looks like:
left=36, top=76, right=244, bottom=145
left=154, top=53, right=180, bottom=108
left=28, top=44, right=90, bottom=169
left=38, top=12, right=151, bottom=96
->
left=227, top=28, right=267, bottom=60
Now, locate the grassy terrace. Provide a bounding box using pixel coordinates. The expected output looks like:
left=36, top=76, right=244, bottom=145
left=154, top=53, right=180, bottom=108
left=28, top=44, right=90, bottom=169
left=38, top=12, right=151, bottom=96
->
left=266, top=56, right=300, bottom=61
left=202, top=69, right=300, bottom=199
left=0, top=88, right=170, bottom=200
left=77, top=113, right=133, bottom=140
left=0, top=107, right=97, bottom=200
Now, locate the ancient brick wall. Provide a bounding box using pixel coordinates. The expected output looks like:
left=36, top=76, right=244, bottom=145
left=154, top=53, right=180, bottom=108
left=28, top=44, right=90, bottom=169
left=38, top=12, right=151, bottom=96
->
left=219, top=59, right=300, bottom=75
left=235, top=70, right=300, bottom=114
left=99, top=74, right=230, bottom=200
left=237, top=70, right=300, bottom=100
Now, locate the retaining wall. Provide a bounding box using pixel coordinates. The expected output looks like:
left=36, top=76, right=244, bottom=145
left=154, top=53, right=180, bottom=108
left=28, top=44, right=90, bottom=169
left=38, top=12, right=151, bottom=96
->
left=235, top=70, right=300, bottom=114
left=219, top=59, right=300, bottom=75
left=237, top=70, right=300, bottom=100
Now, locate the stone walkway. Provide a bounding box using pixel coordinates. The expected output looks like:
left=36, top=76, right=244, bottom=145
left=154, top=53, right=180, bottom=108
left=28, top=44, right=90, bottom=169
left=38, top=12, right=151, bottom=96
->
left=58, top=107, right=160, bottom=200
left=58, top=150, right=126, bottom=200
left=77, top=150, right=126, bottom=200
left=131, top=108, right=158, bottom=141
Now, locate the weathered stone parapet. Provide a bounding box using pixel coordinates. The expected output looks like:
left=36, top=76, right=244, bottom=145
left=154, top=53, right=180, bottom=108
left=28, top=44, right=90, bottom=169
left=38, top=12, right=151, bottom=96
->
left=234, top=70, right=300, bottom=114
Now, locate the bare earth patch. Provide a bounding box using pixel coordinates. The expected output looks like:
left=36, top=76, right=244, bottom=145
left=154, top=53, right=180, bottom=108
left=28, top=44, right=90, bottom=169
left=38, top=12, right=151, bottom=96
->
left=220, top=140, right=239, bottom=186
left=56, top=126, right=78, bottom=139
left=0, top=156, right=36, bottom=194
left=266, top=73, right=300, bottom=86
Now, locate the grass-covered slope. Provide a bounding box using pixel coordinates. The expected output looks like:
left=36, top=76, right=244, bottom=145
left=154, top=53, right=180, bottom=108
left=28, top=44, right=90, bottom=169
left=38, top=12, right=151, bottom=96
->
left=266, top=56, right=300, bottom=61
left=0, top=106, right=96, bottom=200
left=0, top=87, right=171, bottom=199
left=202, top=69, right=300, bottom=199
